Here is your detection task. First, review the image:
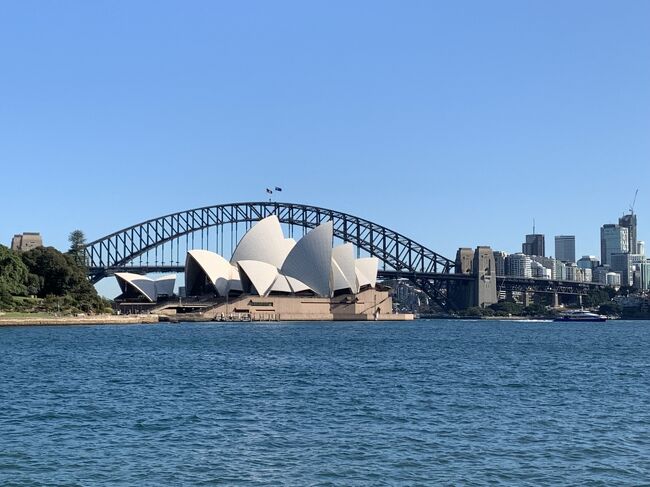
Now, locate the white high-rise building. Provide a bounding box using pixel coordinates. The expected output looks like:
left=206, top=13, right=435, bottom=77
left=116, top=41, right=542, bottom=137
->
left=565, top=263, right=581, bottom=282
left=531, top=260, right=551, bottom=279
left=638, top=241, right=645, bottom=256
left=506, top=253, right=532, bottom=278
left=605, top=272, right=622, bottom=287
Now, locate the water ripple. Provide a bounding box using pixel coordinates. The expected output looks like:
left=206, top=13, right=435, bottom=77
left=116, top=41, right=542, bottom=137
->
left=1, top=320, right=650, bottom=485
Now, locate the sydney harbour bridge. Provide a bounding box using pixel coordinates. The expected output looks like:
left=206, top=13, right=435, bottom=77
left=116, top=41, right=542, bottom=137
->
left=83, top=202, right=601, bottom=311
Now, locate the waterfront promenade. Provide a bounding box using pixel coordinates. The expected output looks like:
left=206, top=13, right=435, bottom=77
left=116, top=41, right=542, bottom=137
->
left=0, top=314, right=159, bottom=326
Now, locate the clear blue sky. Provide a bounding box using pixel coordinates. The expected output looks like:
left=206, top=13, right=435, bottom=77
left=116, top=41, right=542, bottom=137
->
left=1, top=1, right=648, bottom=266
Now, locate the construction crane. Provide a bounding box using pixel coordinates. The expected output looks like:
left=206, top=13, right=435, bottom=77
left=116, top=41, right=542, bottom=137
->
left=629, top=189, right=639, bottom=215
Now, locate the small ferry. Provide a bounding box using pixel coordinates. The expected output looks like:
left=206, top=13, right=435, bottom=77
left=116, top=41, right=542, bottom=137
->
left=554, top=310, right=607, bottom=322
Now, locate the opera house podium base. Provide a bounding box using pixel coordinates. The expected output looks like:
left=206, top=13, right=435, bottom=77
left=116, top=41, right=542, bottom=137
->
left=154, top=288, right=414, bottom=322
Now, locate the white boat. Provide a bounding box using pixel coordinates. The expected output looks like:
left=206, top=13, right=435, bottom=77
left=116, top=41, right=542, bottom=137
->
left=553, top=310, right=607, bottom=322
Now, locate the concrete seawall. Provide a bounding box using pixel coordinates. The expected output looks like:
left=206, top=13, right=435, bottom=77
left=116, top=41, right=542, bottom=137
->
left=0, top=314, right=160, bottom=327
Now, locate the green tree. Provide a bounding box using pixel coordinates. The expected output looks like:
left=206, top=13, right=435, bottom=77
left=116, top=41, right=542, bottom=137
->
left=523, top=303, right=547, bottom=317
left=21, top=246, right=106, bottom=313
left=0, top=245, right=29, bottom=296
left=617, top=285, right=637, bottom=297
left=599, top=302, right=621, bottom=316
left=21, top=247, right=74, bottom=297
left=67, top=229, right=87, bottom=266
left=490, top=301, right=524, bottom=316
left=583, top=288, right=616, bottom=308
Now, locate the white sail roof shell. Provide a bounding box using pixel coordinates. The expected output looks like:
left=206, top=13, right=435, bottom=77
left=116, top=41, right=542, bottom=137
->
left=355, top=257, right=379, bottom=288
left=186, top=249, right=233, bottom=296
left=237, top=260, right=279, bottom=296
left=332, top=261, right=349, bottom=293
left=154, top=274, right=176, bottom=297
left=270, top=274, right=293, bottom=293
left=227, top=264, right=243, bottom=293
left=115, top=272, right=157, bottom=302
left=332, top=243, right=359, bottom=293
left=281, top=221, right=333, bottom=297
left=230, top=215, right=289, bottom=268
left=282, top=238, right=296, bottom=256
left=286, top=275, right=312, bottom=293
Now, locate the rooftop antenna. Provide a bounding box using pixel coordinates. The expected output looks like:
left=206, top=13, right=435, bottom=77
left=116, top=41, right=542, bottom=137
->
left=629, top=189, right=639, bottom=215
left=533, top=218, right=536, bottom=235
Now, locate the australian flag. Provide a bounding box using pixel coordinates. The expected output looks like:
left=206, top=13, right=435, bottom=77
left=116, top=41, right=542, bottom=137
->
left=274, top=187, right=283, bottom=192
left=266, top=188, right=273, bottom=194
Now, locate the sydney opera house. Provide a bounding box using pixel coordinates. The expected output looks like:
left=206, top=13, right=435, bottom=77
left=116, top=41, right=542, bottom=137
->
left=115, top=216, right=402, bottom=321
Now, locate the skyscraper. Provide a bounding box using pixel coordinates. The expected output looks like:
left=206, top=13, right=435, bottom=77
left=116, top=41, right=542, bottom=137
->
left=522, top=234, right=545, bottom=257
left=554, top=235, right=575, bottom=263
left=600, top=224, right=629, bottom=265
left=619, top=213, right=637, bottom=256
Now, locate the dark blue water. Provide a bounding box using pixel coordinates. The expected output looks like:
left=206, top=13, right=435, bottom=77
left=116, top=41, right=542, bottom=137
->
left=1, top=320, right=650, bottom=486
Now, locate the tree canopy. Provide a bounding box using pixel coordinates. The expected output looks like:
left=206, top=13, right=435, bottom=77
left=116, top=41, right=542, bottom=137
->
left=0, top=238, right=108, bottom=314
left=0, top=245, right=29, bottom=296
left=67, top=229, right=87, bottom=266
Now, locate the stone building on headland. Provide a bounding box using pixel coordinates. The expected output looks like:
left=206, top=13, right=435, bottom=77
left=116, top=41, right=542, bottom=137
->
left=10, top=232, right=43, bottom=252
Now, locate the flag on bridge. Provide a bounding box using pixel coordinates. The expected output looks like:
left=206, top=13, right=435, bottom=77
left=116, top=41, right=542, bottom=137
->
left=266, top=188, right=273, bottom=194
left=274, top=187, right=283, bottom=192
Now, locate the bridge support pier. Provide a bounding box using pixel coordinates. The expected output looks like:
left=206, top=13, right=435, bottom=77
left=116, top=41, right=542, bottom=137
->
left=553, top=292, right=559, bottom=308
left=473, top=246, right=497, bottom=308
left=451, top=246, right=497, bottom=310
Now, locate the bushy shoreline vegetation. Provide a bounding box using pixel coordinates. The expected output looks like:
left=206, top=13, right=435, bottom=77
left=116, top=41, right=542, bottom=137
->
left=456, top=286, right=627, bottom=319
left=0, top=231, right=112, bottom=315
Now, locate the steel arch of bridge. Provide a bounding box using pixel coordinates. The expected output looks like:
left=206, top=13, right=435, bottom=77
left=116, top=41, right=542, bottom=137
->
left=84, top=202, right=456, bottom=304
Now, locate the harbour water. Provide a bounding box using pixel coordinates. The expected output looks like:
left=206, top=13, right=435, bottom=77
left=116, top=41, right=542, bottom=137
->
left=1, top=320, right=649, bottom=485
